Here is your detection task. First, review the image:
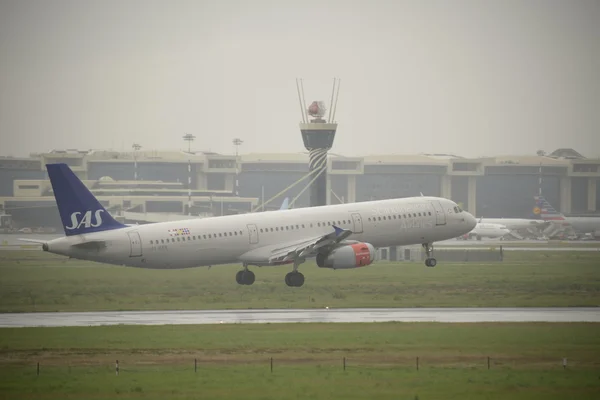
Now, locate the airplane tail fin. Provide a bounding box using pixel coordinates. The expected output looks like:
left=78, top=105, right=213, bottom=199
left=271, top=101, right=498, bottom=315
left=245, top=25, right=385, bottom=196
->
left=533, top=195, right=566, bottom=221
left=46, top=163, right=125, bottom=236
left=279, top=197, right=290, bottom=210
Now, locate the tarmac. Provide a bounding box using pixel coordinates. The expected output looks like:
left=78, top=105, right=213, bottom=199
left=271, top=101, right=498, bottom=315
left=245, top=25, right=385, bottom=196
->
left=1, top=307, right=598, bottom=327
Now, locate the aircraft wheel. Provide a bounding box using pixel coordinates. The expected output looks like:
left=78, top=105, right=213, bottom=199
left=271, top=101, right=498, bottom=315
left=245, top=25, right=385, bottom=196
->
left=235, top=270, right=244, bottom=285
left=294, top=272, right=305, bottom=287
left=242, top=270, right=255, bottom=285
left=426, top=258, right=437, bottom=268
left=285, top=272, right=304, bottom=287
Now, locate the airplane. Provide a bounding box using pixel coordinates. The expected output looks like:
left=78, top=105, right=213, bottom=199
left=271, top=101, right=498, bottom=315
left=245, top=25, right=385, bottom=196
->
left=478, top=218, right=547, bottom=232
left=534, top=196, right=600, bottom=238
left=23, top=164, right=477, bottom=287
left=458, top=220, right=511, bottom=240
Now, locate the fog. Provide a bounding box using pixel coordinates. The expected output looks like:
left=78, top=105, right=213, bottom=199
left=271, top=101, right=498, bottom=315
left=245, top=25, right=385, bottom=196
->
left=1, top=0, right=598, bottom=158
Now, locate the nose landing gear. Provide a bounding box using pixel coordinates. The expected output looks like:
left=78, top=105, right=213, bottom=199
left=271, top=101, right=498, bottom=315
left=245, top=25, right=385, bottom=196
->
left=422, top=243, right=437, bottom=267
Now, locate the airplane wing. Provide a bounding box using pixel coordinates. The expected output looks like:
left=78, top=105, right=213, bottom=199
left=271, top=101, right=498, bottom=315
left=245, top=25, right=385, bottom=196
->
left=238, top=225, right=352, bottom=266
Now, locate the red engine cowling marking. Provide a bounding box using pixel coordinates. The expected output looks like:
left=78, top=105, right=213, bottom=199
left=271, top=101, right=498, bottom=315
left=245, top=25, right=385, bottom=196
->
left=351, top=243, right=372, bottom=267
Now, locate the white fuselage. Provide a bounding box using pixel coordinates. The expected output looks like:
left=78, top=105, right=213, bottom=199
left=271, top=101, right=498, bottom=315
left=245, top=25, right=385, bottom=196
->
left=466, top=223, right=511, bottom=239
left=45, top=197, right=475, bottom=269
left=479, top=218, right=546, bottom=231
left=561, top=217, right=600, bottom=236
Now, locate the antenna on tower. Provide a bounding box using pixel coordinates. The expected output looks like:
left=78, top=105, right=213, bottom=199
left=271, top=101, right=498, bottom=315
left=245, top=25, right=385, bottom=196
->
left=295, top=79, right=306, bottom=124
left=300, top=79, right=309, bottom=123
left=328, top=78, right=336, bottom=123
left=331, top=78, right=341, bottom=123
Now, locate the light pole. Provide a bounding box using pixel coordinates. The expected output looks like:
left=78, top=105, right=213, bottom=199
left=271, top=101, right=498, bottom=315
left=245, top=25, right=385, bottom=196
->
left=232, top=138, right=243, bottom=197
left=182, top=134, right=196, bottom=215
left=132, top=143, right=142, bottom=180
left=182, top=133, right=196, bottom=153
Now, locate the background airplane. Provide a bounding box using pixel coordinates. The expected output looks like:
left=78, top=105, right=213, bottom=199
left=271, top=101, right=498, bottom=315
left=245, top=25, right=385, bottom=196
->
left=534, top=196, right=600, bottom=238
left=458, top=220, right=511, bottom=240
left=23, top=164, right=477, bottom=287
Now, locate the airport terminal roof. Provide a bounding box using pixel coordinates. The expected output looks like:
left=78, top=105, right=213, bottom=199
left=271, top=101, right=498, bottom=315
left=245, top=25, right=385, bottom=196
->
left=86, top=150, right=209, bottom=161
left=362, top=154, right=452, bottom=165
left=485, top=155, right=571, bottom=166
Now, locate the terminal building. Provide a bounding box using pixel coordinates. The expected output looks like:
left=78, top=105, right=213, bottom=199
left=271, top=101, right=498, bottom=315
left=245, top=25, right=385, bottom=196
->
left=0, top=147, right=598, bottom=231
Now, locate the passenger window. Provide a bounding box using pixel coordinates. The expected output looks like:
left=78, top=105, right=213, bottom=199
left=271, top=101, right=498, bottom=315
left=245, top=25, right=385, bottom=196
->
left=310, top=224, right=313, bottom=228
left=276, top=227, right=279, bottom=231
left=208, top=234, right=212, bottom=238
left=296, top=225, right=299, bottom=229
left=378, top=217, right=382, bottom=221
left=150, top=240, right=153, bottom=244
left=285, top=226, right=289, bottom=230
left=317, top=223, right=321, bottom=227
left=187, top=237, right=191, bottom=241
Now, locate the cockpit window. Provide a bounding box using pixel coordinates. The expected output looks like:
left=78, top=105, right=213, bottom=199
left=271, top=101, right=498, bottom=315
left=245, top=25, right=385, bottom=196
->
left=453, top=206, right=459, bottom=213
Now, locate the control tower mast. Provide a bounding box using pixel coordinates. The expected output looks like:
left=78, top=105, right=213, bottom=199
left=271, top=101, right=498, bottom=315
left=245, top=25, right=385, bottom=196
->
left=296, top=78, right=341, bottom=207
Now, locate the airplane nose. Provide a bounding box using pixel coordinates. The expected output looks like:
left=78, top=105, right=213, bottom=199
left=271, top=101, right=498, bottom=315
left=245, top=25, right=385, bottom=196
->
left=464, top=212, right=477, bottom=230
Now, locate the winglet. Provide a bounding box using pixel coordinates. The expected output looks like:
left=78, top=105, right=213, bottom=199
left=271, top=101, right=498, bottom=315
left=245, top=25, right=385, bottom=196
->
left=333, top=225, right=344, bottom=236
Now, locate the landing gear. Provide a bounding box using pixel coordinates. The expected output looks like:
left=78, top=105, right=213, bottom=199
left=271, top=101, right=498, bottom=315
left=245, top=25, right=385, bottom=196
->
left=422, top=243, right=437, bottom=267
left=284, top=259, right=305, bottom=287
left=285, top=271, right=305, bottom=287
left=235, top=266, right=255, bottom=285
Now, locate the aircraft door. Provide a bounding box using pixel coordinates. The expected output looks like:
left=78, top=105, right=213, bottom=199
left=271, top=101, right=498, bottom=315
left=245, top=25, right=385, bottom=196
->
left=247, top=224, right=259, bottom=244
left=128, top=231, right=142, bottom=257
left=351, top=213, right=364, bottom=233
left=431, top=201, right=447, bottom=226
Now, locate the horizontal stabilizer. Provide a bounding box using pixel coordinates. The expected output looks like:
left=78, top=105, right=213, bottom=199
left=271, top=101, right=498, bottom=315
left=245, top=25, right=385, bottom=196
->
left=18, top=238, right=48, bottom=244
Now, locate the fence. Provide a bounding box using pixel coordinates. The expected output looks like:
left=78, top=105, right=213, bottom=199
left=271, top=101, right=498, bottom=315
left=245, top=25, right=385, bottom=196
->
left=31, top=355, right=576, bottom=376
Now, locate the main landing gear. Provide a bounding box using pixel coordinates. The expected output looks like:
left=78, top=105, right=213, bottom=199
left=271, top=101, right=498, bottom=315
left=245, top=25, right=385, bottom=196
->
left=236, top=265, right=255, bottom=285
left=285, top=260, right=305, bottom=287
left=422, top=243, right=437, bottom=267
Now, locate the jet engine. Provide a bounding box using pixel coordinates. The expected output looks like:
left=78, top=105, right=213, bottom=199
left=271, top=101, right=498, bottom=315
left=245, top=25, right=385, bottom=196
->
left=316, top=242, right=376, bottom=269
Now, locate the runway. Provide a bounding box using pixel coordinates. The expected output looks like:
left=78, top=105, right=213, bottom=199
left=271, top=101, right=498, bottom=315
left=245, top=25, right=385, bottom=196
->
left=1, top=308, right=598, bottom=327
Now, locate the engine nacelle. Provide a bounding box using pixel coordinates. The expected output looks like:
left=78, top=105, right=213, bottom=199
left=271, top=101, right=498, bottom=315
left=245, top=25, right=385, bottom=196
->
left=316, top=243, right=376, bottom=269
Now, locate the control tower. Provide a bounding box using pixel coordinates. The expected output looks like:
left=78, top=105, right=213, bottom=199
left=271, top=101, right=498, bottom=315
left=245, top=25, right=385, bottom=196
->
left=297, top=78, right=341, bottom=207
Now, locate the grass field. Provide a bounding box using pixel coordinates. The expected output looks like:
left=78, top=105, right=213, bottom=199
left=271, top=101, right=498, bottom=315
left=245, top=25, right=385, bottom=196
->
left=1, top=323, right=599, bottom=399
left=1, top=250, right=599, bottom=312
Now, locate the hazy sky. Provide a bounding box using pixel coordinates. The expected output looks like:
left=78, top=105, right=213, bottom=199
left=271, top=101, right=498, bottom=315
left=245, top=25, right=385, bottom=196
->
left=1, top=0, right=598, bottom=158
